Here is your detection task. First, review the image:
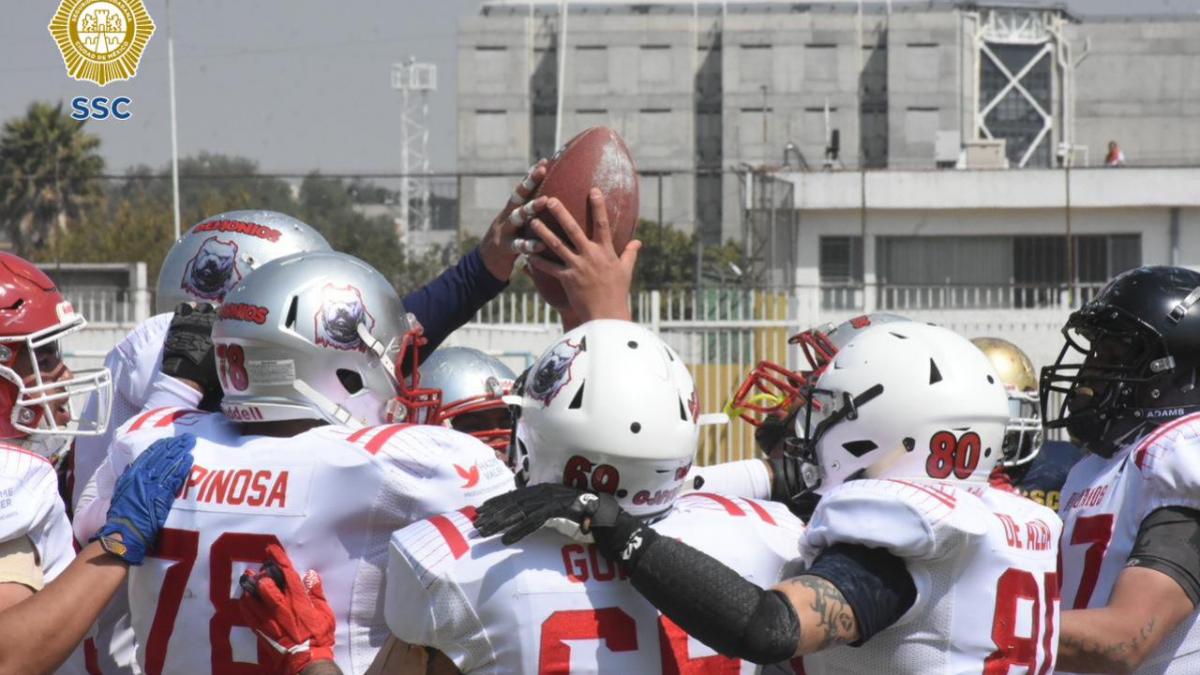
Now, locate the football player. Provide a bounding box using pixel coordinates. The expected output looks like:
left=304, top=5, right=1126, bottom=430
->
left=418, top=346, right=516, bottom=458
left=0, top=253, right=112, bottom=672
left=1042, top=266, right=1200, bottom=673
left=0, top=432, right=193, bottom=674
left=384, top=320, right=804, bottom=674
left=84, top=251, right=514, bottom=675
left=687, top=313, right=912, bottom=515
left=973, top=336, right=1084, bottom=508
left=478, top=322, right=1062, bottom=673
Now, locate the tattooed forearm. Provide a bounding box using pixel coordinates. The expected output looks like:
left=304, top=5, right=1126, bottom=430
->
left=1057, top=615, right=1157, bottom=673
left=778, top=575, right=860, bottom=652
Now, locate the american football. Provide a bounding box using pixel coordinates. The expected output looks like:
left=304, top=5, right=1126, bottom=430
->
left=525, top=125, right=640, bottom=260
left=6, top=0, right=1198, bottom=673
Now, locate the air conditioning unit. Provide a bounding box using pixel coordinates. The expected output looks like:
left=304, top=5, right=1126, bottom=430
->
left=935, top=131, right=960, bottom=168
left=963, top=140, right=1009, bottom=169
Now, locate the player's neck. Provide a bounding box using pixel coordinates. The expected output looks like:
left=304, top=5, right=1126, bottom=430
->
left=240, top=419, right=326, bottom=437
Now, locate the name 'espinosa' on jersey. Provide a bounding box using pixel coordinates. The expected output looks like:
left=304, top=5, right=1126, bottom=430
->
left=106, top=406, right=513, bottom=675
left=386, top=492, right=805, bottom=674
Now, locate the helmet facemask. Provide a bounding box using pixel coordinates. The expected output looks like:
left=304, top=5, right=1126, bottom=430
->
left=434, top=375, right=514, bottom=453
left=0, top=315, right=112, bottom=460
left=1041, top=308, right=1187, bottom=457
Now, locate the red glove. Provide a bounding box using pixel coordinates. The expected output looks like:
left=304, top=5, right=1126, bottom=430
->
left=238, top=544, right=336, bottom=675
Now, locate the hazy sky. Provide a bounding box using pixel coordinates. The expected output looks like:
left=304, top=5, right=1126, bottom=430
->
left=4, top=0, right=1198, bottom=175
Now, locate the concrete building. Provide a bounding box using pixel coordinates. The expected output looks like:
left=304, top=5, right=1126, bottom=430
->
left=457, top=1, right=1200, bottom=246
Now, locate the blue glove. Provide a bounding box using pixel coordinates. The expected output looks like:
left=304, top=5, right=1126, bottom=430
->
left=95, top=433, right=196, bottom=565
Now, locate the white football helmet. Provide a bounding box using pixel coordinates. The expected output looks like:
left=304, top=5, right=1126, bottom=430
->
left=791, top=322, right=1010, bottom=496
left=212, top=250, right=438, bottom=428
left=511, top=320, right=700, bottom=518
left=155, top=210, right=331, bottom=313
left=420, top=347, right=516, bottom=452
left=971, top=337, right=1043, bottom=467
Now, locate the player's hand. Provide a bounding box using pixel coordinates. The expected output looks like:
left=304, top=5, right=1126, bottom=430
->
left=238, top=544, right=336, bottom=675
left=475, top=483, right=624, bottom=545
left=479, top=160, right=550, bottom=281
left=162, top=302, right=222, bottom=409
left=525, top=189, right=641, bottom=323
left=94, top=433, right=195, bottom=565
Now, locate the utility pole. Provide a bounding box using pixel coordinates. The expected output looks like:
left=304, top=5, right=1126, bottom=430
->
left=167, top=0, right=180, bottom=240
left=391, top=57, right=437, bottom=254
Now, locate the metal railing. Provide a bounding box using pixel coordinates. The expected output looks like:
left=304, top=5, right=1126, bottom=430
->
left=61, top=287, right=139, bottom=325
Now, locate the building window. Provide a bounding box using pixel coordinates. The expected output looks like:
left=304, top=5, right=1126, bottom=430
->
left=872, top=234, right=1142, bottom=309
left=739, top=44, right=771, bottom=85
left=820, top=236, right=862, bottom=310
left=640, top=44, right=672, bottom=84
left=575, top=45, right=608, bottom=85
left=805, top=44, right=838, bottom=83
left=979, top=43, right=1052, bottom=167
left=474, top=110, right=507, bottom=147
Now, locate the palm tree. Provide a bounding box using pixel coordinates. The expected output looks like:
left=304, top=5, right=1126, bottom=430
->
left=0, top=102, right=104, bottom=255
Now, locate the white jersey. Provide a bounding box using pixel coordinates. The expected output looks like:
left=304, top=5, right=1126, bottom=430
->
left=386, top=492, right=806, bottom=675
left=800, top=478, right=1062, bottom=675
left=0, top=443, right=88, bottom=675
left=108, top=407, right=513, bottom=675
left=72, top=312, right=171, bottom=507
left=1058, top=414, right=1200, bottom=674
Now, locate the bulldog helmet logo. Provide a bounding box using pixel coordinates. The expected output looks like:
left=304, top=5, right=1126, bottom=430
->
left=314, top=284, right=375, bottom=351
left=527, top=339, right=583, bottom=405
left=181, top=236, right=242, bottom=302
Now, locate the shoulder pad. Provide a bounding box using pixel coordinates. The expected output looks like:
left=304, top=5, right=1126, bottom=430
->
left=1130, top=414, right=1200, bottom=518
left=675, top=493, right=802, bottom=531
left=386, top=509, right=495, bottom=671
left=0, top=445, right=61, bottom=544
left=112, top=407, right=210, bottom=473
left=342, top=425, right=514, bottom=519
left=803, top=479, right=986, bottom=562
left=120, top=406, right=207, bottom=436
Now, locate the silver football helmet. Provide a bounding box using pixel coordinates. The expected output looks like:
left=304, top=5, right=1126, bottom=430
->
left=420, top=347, right=516, bottom=452
left=212, top=250, right=439, bottom=428
left=155, top=210, right=331, bottom=314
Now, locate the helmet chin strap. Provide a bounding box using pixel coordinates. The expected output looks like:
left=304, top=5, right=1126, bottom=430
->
left=861, top=443, right=914, bottom=480
left=292, top=379, right=364, bottom=430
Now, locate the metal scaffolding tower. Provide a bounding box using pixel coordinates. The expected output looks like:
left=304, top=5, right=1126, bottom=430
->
left=391, top=57, right=437, bottom=249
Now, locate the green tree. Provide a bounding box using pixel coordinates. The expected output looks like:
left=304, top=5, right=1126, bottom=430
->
left=0, top=101, right=104, bottom=255
left=119, top=153, right=295, bottom=225
left=632, top=220, right=751, bottom=290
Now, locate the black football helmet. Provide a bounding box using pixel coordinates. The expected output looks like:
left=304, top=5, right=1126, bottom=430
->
left=1041, top=266, right=1200, bottom=457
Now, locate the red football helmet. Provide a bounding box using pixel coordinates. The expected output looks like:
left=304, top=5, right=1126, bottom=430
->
left=0, top=254, right=112, bottom=458
left=726, top=313, right=911, bottom=427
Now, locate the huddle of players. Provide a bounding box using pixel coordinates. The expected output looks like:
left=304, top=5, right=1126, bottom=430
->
left=0, top=162, right=1197, bottom=675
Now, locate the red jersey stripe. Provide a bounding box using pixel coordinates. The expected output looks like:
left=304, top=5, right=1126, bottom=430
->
left=130, top=407, right=170, bottom=431
left=428, top=513, right=470, bottom=560
left=364, top=424, right=415, bottom=455
left=682, top=492, right=747, bottom=517
left=743, top=499, right=778, bottom=525
left=154, top=410, right=196, bottom=428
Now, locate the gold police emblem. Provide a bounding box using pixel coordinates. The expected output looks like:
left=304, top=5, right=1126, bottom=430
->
left=48, top=0, right=155, bottom=86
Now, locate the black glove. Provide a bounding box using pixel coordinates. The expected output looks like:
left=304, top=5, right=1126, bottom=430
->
left=162, top=303, right=222, bottom=410
left=475, top=484, right=624, bottom=545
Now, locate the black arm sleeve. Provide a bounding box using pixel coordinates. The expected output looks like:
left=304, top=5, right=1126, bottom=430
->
left=804, top=543, right=917, bottom=644
left=592, top=512, right=800, bottom=664
left=1127, top=506, right=1200, bottom=607
left=401, top=248, right=508, bottom=362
